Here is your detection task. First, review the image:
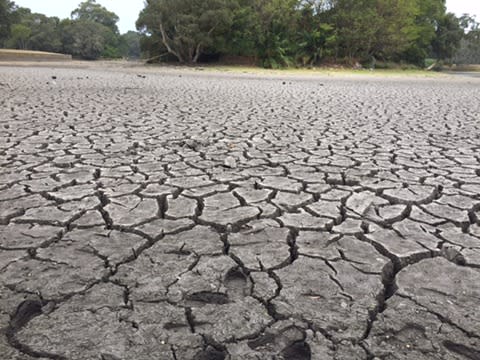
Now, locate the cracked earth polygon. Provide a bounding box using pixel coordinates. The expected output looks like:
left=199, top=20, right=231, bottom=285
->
left=1, top=66, right=479, bottom=359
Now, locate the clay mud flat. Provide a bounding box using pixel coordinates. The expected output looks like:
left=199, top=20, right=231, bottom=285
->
left=0, top=64, right=480, bottom=360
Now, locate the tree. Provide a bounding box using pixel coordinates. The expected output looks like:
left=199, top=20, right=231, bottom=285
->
left=64, top=0, right=121, bottom=59
left=4, top=7, right=62, bottom=52
left=134, top=0, right=458, bottom=67
left=18, top=12, right=62, bottom=52
left=325, top=0, right=419, bottom=63
left=70, top=20, right=107, bottom=60
left=370, top=0, right=418, bottom=58
left=59, top=18, right=107, bottom=60
left=296, top=3, right=336, bottom=65
left=7, top=23, right=30, bottom=49
left=71, top=0, right=119, bottom=33
left=250, top=0, right=300, bottom=68
left=70, top=0, right=121, bottom=59
left=120, top=31, right=142, bottom=59
left=58, top=18, right=76, bottom=55
left=401, top=0, right=446, bottom=66
left=329, top=0, right=378, bottom=61
left=453, top=15, right=480, bottom=64
left=220, top=0, right=258, bottom=56
left=29, top=15, right=62, bottom=52
left=1, top=0, right=129, bottom=59
left=297, top=24, right=335, bottom=65
left=432, top=12, right=463, bottom=61
left=0, top=0, right=17, bottom=46
left=137, top=0, right=237, bottom=63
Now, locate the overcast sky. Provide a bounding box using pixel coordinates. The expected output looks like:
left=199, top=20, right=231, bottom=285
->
left=13, top=0, right=480, bottom=34
left=13, top=0, right=145, bottom=33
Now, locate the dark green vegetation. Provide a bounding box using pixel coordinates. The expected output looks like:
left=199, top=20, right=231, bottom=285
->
left=0, top=0, right=479, bottom=66
left=0, top=0, right=141, bottom=60
left=453, top=15, right=480, bottom=64
left=137, top=0, right=480, bottom=67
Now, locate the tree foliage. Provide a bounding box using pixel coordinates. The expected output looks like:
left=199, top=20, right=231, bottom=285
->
left=68, top=0, right=121, bottom=59
left=453, top=16, right=480, bottom=64
left=71, top=0, right=119, bottom=34
left=0, top=0, right=17, bottom=46
left=432, top=12, right=464, bottom=61
left=137, top=0, right=472, bottom=67
left=120, top=31, right=142, bottom=59
left=249, top=0, right=300, bottom=68
left=70, top=19, right=108, bottom=60
left=137, top=0, right=236, bottom=63
left=0, top=0, right=477, bottom=67
left=0, top=0, right=141, bottom=60
left=8, top=23, right=30, bottom=49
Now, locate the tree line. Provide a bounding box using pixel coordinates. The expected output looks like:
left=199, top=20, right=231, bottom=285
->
left=1, top=0, right=479, bottom=67
left=0, top=0, right=141, bottom=59
left=137, top=0, right=480, bottom=67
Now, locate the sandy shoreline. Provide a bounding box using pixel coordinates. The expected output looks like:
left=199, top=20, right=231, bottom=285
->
left=2, top=59, right=477, bottom=83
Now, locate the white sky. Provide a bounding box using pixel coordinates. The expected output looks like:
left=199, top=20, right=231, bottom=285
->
left=13, top=0, right=146, bottom=34
left=13, top=0, right=480, bottom=34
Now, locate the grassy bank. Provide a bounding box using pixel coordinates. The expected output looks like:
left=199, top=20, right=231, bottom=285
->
left=0, top=49, right=72, bottom=62
left=179, top=64, right=446, bottom=78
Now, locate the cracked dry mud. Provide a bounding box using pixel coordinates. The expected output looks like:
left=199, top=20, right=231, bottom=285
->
left=1, top=66, right=480, bottom=360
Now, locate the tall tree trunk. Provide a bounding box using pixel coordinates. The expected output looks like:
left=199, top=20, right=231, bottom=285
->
left=188, top=46, right=193, bottom=63
left=192, top=43, right=202, bottom=63
left=159, top=22, right=184, bottom=62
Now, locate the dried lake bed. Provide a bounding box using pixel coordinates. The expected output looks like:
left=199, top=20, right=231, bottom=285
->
left=1, top=64, right=480, bottom=359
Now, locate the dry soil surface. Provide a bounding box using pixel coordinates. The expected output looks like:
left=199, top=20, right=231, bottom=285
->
left=1, top=64, right=480, bottom=360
